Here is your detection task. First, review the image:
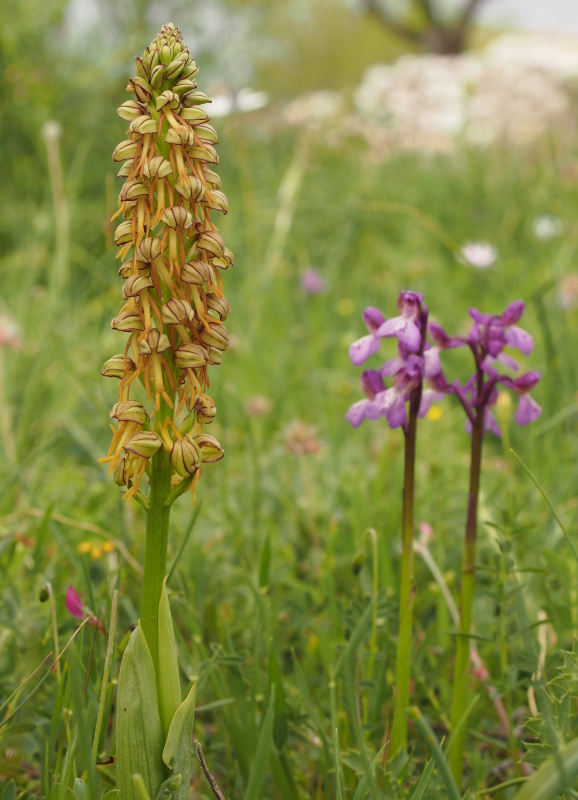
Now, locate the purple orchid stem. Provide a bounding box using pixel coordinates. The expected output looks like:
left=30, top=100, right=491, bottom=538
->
left=390, top=381, right=422, bottom=755
left=449, top=403, right=484, bottom=785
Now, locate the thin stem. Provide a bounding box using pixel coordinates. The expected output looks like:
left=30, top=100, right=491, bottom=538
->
left=139, top=443, right=172, bottom=675
left=449, top=408, right=484, bottom=784
left=390, top=402, right=419, bottom=755
left=92, top=590, right=118, bottom=761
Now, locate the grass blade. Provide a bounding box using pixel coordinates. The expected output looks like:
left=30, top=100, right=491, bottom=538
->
left=409, top=706, right=462, bottom=800
left=510, top=448, right=578, bottom=563
left=244, top=687, right=275, bottom=800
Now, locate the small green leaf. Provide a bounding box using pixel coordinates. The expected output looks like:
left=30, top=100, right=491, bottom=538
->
left=513, top=737, right=578, bottom=800
left=162, top=680, right=197, bottom=800
left=116, top=625, right=166, bottom=800
left=101, top=792, right=120, bottom=800
left=157, top=578, right=182, bottom=738
left=72, top=779, right=86, bottom=800
left=156, top=774, right=182, bottom=799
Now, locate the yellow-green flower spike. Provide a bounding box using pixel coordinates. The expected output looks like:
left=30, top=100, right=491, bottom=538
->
left=101, top=22, right=231, bottom=502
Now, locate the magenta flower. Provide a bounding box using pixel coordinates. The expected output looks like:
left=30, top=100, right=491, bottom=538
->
left=65, top=585, right=105, bottom=632
left=66, top=586, right=85, bottom=620
left=430, top=300, right=541, bottom=436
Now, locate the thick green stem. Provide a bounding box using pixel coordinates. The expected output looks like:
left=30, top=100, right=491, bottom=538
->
left=390, top=405, right=418, bottom=755
left=140, top=445, right=172, bottom=675
left=449, top=410, right=484, bottom=785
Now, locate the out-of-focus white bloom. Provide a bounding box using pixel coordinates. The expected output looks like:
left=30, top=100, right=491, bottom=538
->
left=532, top=215, right=563, bottom=241
left=42, top=120, right=62, bottom=141
left=209, top=88, right=269, bottom=118
left=283, top=91, right=342, bottom=130
left=457, top=242, right=498, bottom=270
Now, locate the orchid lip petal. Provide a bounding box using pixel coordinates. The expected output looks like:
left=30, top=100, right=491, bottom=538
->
left=515, top=395, right=542, bottom=425
left=504, top=325, right=534, bottom=355
left=349, top=334, right=380, bottom=366
left=345, top=399, right=371, bottom=428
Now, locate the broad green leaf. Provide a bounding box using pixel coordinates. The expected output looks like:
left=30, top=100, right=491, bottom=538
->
left=162, top=681, right=197, bottom=800
left=157, top=578, right=182, bottom=739
left=116, top=625, right=165, bottom=800
left=244, top=688, right=275, bottom=800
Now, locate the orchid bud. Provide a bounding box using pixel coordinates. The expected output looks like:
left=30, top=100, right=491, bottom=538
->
left=123, top=275, right=154, bottom=299
left=136, top=237, right=163, bottom=263
left=143, top=155, right=172, bottom=179
left=181, top=260, right=212, bottom=285
left=193, top=433, right=223, bottom=462
left=170, top=435, right=202, bottom=477
left=128, top=76, right=153, bottom=104
left=196, top=230, right=225, bottom=258
left=194, top=394, right=216, bottom=424
left=117, top=100, right=144, bottom=121
left=138, top=328, right=171, bottom=355
left=111, top=308, right=144, bottom=332
left=207, top=294, right=230, bottom=320
left=174, top=342, right=208, bottom=369
left=111, top=401, right=148, bottom=424
left=112, top=140, right=139, bottom=162
left=124, top=431, right=163, bottom=459
left=200, top=321, right=228, bottom=351
left=161, top=299, right=194, bottom=326
left=102, top=354, right=136, bottom=379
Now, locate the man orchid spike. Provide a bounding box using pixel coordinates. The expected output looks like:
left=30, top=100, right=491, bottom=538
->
left=100, top=22, right=232, bottom=504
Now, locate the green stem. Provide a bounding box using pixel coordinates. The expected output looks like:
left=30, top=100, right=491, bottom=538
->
left=449, top=409, right=484, bottom=785
left=140, top=444, right=172, bottom=675
left=390, top=403, right=418, bottom=755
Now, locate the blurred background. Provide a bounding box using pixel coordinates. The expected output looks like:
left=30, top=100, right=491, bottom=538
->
left=1, top=0, right=578, bottom=793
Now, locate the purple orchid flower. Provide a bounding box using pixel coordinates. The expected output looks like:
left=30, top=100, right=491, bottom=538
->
left=347, top=291, right=448, bottom=432
left=429, top=300, right=541, bottom=437
left=377, top=291, right=424, bottom=353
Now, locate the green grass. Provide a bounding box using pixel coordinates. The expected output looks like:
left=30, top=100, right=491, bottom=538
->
left=1, top=5, right=578, bottom=799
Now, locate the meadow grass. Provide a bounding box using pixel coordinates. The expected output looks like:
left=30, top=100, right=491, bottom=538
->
left=0, top=22, right=578, bottom=797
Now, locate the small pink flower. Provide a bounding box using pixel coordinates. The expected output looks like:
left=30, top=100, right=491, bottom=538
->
left=0, top=314, right=21, bottom=350
left=65, top=586, right=105, bottom=632
left=65, top=586, right=84, bottom=620
left=301, top=269, right=326, bottom=295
